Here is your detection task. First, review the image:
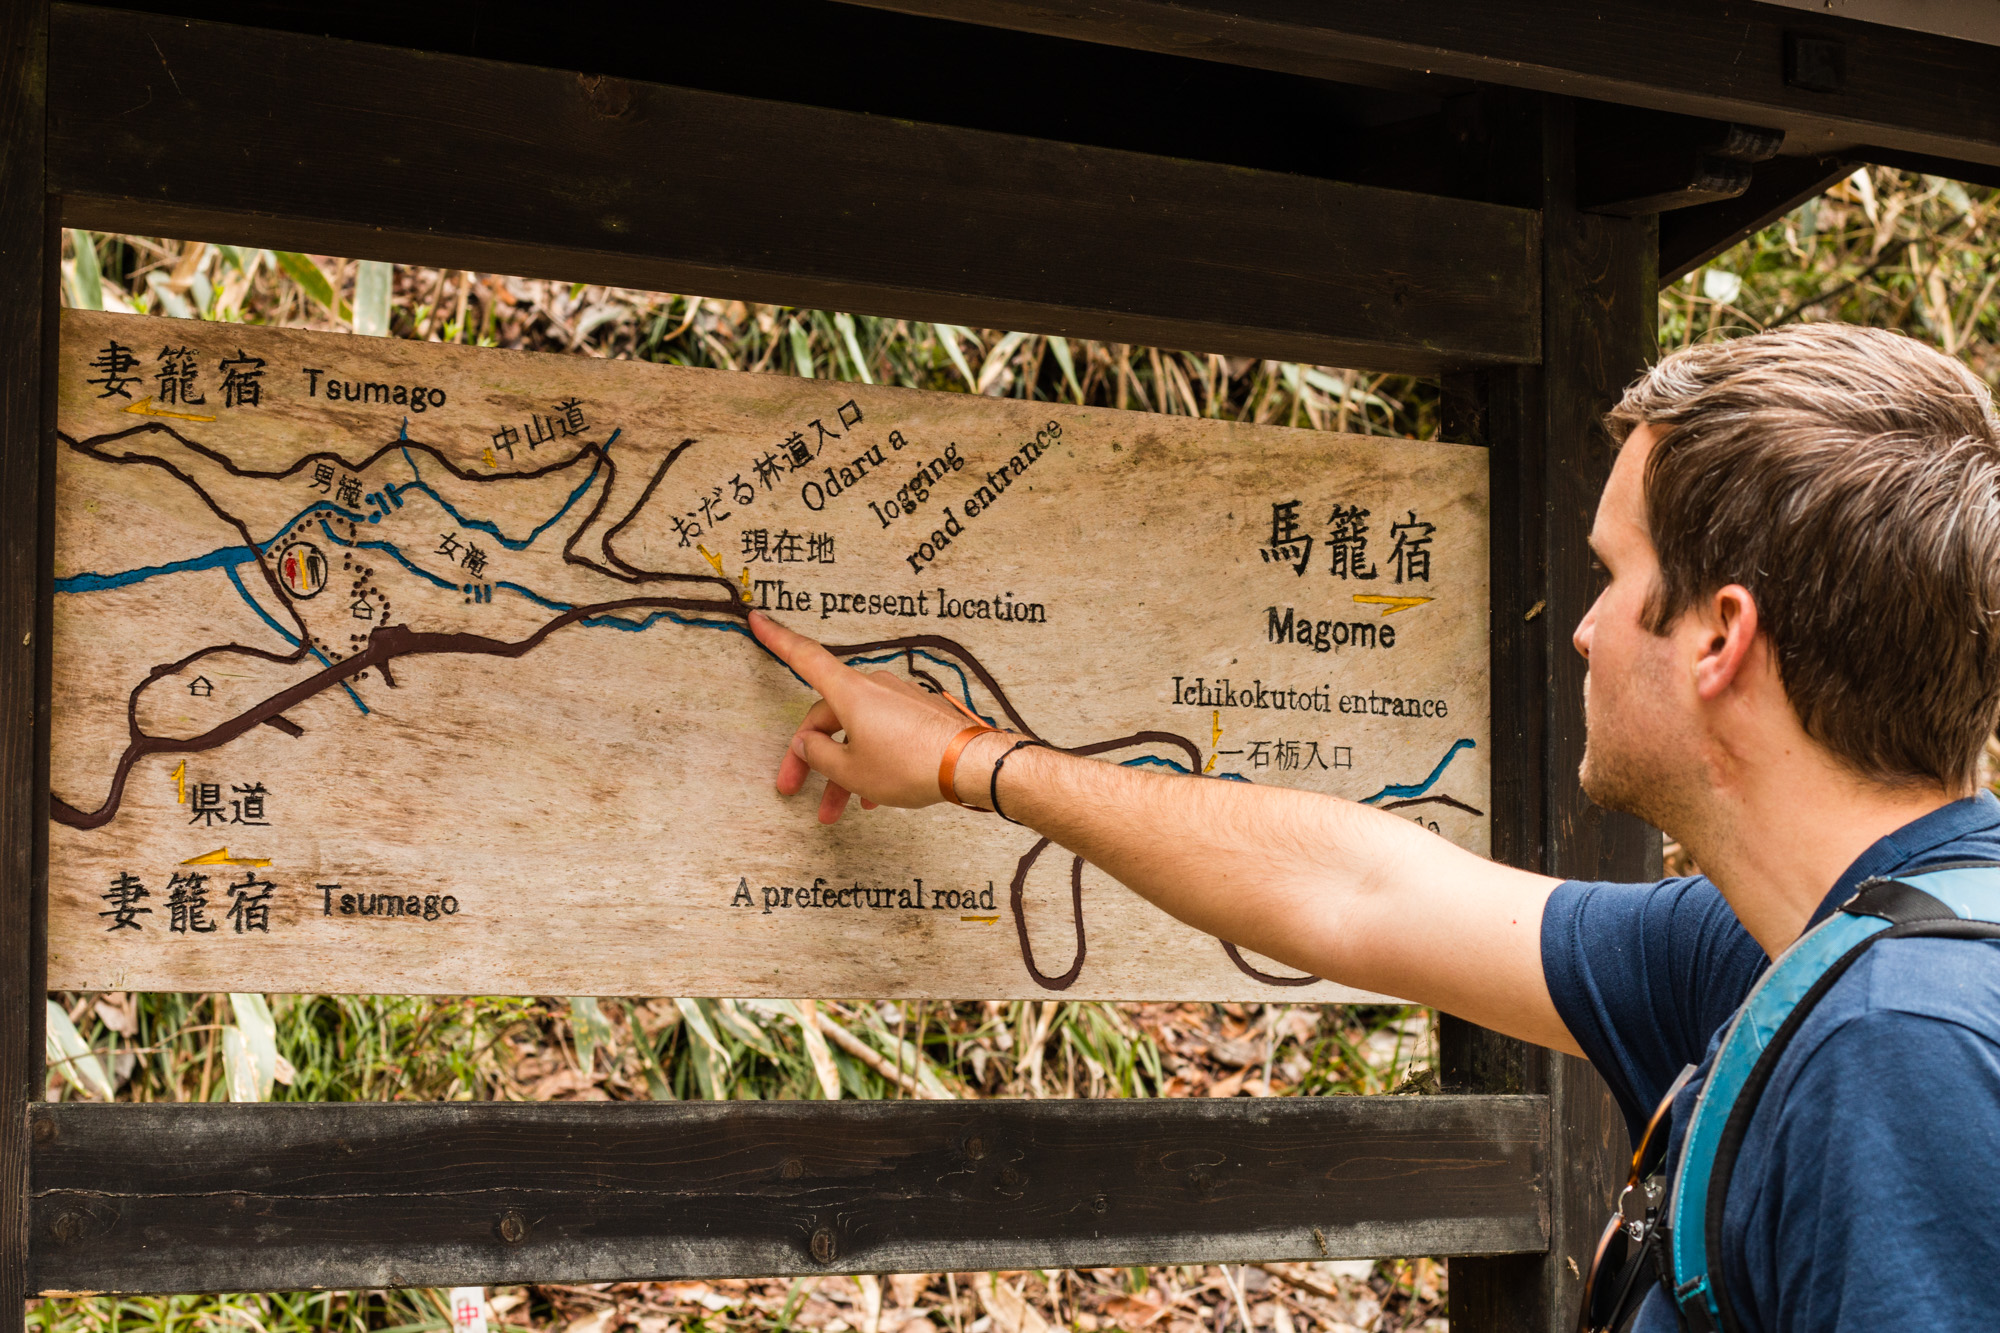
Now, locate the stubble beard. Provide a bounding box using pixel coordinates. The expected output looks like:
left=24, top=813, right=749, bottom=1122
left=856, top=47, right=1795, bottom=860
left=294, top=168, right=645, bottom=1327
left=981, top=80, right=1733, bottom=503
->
left=1578, top=666, right=1697, bottom=834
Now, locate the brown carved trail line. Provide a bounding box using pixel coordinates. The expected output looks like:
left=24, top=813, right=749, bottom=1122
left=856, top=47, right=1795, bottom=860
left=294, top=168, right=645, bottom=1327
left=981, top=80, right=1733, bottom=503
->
left=51, top=595, right=748, bottom=830
left=58, top=417, right=1318, bottom=989
left=77, top=418, right=609, bottom=489
left=55, top=421, right=739, bottom=830
left=1381, top=794, right=1485, bottom=818
left=598, top=439, right=703, bottom=582
left=823, top=640, right=1203, bottom=767
left=997, top=728, right=1320, bottom=992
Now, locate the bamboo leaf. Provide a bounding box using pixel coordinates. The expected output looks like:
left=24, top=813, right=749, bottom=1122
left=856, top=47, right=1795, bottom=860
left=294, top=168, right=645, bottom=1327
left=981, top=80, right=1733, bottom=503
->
left=977, top=331, right=1030, bottom=394
left=851, top=1009, right=955, bottom=1098
left=66, top=230, right=103, bottom=311
left=833, top=311, right=874, bottom=385
left=932, top=324, right=977, bottom=391
left=352, top=259, right=393, bottom=336
left=1302, top=367, right=1389, bottom=410
left=675, top=998, right=733, bottom=1069
left=274, top=250, right=350, bottom=321
left=228, top=993, right=278, bottom=1100
left=1047, top=336, right=1082, bottom=401
left=567, top=997, right=616, bottom=1080
left=44, top=999, right=114, bottom=1101
left=769, top=999, right=842, bottom=1099
left=145, top=270, right=194, bottom=320
left=221, top=1026, right=262, bottom=1102
left=789, top=318, right=815, bottom=379
left=710, top=998, right=780, bottom=1060
left=685, top=1030, right=727, bottom=1100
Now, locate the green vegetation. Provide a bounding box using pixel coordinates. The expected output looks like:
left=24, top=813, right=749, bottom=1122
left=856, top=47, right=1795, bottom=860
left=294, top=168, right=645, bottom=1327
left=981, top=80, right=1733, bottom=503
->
left=40, top=166, right=2000, bottom=1333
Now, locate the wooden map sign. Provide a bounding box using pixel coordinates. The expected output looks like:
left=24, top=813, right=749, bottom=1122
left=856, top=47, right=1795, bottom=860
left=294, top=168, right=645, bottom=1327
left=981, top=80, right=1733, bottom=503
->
left=49, top=310, right=1489, bottom=1000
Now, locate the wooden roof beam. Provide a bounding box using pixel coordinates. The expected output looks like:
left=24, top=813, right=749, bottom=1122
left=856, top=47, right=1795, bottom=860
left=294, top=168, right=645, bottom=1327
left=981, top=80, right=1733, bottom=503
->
left=837, top=0, right=2000, bottom=172
left=47, top=4, right=1540, bottom=374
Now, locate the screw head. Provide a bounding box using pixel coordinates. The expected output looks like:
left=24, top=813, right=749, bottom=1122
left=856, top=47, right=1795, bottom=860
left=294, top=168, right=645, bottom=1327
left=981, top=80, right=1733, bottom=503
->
left=50, top=1211, right=85, bottom=1245
left=31, top=1118, right=56, bottom=1145
left=497, top=1210, right=529, bottom=1244
left=810, top=1225, right=837, bottom=1264
left=781, top=1158, right=805, bottom=1180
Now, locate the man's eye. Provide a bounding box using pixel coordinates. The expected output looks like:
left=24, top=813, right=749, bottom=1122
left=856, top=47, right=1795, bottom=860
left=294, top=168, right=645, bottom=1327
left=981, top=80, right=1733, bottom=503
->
left=1589, top=558, right=1610, bottom=593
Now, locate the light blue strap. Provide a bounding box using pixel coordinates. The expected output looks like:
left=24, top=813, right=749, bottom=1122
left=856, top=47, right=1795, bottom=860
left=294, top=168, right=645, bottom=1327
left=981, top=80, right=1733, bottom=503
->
left=1667, top=910, right=1885, bottom=1322
left=1666, top=865, right=2000, bottom=1326
left=1882, top=865, right=2000, bottom=922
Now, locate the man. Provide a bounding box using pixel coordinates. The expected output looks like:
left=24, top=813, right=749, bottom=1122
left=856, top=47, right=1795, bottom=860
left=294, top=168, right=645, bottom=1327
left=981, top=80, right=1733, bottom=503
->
left=750, top=322, right=2000, bottom=1330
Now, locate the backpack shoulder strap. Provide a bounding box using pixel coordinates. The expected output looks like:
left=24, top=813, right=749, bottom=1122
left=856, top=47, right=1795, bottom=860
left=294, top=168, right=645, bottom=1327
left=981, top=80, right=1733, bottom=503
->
left=1667, top=863, right=2000, bottom=1332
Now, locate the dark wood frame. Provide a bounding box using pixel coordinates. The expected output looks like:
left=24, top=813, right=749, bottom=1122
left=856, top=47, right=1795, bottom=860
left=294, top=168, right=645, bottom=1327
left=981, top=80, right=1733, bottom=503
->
left=9, top=2, right=2000, bottom=1327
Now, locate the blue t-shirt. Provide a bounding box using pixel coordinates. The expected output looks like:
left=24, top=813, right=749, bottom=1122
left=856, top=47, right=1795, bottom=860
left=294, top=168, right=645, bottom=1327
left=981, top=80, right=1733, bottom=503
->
left=1543, top=791, right=2000, bottom=1332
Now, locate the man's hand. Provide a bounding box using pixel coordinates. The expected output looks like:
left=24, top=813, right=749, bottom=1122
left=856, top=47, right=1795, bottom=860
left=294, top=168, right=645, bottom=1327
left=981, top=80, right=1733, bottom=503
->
left=752, top=609, right=1006, bottom=822
left=751, top=609, right=1580, bottom=1057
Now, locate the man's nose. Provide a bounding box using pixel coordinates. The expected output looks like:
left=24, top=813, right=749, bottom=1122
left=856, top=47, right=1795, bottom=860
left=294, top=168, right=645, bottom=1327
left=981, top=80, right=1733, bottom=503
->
left=1572, top=606, right=1595, bottom=660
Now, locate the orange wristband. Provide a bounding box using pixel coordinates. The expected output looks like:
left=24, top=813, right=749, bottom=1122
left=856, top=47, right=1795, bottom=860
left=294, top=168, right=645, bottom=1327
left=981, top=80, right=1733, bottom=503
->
left=938, top=723, right=997, bottom=810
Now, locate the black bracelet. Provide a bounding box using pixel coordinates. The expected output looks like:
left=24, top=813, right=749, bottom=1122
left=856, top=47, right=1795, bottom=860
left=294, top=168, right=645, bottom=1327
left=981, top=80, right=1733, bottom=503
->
left=989, top=738, right=1051, bottom=825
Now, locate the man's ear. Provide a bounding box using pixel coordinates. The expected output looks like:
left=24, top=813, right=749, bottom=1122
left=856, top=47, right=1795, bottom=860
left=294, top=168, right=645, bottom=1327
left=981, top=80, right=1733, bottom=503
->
left=1692, top=584, right=1762, bottom=702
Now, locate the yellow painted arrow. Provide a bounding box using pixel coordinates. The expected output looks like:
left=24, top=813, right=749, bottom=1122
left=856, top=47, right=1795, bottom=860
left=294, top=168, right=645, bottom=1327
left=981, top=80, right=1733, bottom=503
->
left=696, top=543, right=726, bottom=578
left=122, top=395, right=217, bottom=424
left=1353, top=594, right=1435, bottom=616
left=180, top=847, right=272, bottom=867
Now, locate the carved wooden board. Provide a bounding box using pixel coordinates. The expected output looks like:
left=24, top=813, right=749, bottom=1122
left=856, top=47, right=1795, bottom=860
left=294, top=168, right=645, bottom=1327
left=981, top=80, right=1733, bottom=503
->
left=49, top=310, right=1489, bottom=999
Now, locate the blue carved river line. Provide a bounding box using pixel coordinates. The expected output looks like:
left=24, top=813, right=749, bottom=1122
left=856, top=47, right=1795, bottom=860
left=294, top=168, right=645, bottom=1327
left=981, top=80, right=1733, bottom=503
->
left=55, top=546, right=259, bottom=593
left=1360, top=737, right=1476, bottom=804
left=52, top=436, right=1387, bottom=792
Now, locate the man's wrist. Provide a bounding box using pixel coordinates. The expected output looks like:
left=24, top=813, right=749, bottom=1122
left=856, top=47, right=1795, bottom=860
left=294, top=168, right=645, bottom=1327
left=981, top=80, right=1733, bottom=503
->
left=952, top=728, right=1019, bottom=808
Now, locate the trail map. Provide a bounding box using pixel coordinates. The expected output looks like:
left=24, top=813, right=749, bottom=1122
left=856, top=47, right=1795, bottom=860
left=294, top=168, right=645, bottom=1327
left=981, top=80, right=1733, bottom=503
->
left=50, top=310, right=1489, bottom=999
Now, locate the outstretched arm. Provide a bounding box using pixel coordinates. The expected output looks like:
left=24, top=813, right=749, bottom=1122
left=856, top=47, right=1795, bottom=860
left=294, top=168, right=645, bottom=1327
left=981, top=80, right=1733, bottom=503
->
left=751, top=611, right=1580, bottom=1056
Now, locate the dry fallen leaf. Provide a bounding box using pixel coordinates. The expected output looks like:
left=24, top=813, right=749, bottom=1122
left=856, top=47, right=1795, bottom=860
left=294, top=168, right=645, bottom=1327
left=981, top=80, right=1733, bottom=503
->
left=973, top=1274, right=1049, bottom=1333
left=1206, top=1069, right=1247, bottom=1098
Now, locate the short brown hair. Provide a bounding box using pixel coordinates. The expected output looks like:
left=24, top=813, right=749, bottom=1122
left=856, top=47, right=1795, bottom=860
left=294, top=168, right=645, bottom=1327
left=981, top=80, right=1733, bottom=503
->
left=1607, top=323, right=2000, bottom=792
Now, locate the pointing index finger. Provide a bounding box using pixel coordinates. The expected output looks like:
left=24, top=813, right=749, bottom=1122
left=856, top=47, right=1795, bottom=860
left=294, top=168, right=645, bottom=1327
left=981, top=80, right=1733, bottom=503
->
left=750, top=610, right=854, bottom=701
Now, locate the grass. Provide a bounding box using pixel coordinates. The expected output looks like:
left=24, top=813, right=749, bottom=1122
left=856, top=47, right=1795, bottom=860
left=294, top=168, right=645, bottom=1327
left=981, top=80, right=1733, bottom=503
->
left=42, top=164, right=2000, bottom=1333
left=49, top=991, right=1436, bottom=1106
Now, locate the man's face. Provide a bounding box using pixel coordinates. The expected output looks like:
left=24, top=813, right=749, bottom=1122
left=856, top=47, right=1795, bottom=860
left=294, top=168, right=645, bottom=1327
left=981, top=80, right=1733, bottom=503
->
left=1574, top=425, right=1700, bottom=826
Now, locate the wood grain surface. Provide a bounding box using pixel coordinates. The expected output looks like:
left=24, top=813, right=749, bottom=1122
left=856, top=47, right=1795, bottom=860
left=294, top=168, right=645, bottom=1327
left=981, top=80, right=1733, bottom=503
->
left=47, top=5, right=1541, bottom=376
left=1, top=0, right=52, bottom=1323
left=49, top=311, right=1489, bottom=1000
left=28, top=1094, right=1546, bottom=1293
left=1441, top=98, right=1657, bottom=1333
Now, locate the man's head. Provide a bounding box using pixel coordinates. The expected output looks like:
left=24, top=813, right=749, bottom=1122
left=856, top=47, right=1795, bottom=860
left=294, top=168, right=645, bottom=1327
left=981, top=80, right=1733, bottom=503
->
left=1576, top=323, right=2000, bottom=825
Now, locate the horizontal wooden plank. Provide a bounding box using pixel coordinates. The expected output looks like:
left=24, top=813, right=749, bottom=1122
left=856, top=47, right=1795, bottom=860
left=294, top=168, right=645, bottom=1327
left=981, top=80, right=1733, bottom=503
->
left=46, top=5, right=1540, bottom=374
left=837, top=0, right=2000, bottom=171
left=29, top=1095, right=1547, bottom=1292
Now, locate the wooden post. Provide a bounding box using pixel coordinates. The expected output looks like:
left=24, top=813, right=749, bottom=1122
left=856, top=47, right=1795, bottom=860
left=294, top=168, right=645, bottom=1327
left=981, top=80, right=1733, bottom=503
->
left=0, top=3, right=52, bottom=1332
left=1442, top=94, right=1662, bottom=1332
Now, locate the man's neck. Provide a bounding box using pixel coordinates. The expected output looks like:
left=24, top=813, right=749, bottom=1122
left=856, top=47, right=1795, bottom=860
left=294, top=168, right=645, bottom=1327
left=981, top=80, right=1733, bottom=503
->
left=1688, top=764, right=1961, bottom=957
